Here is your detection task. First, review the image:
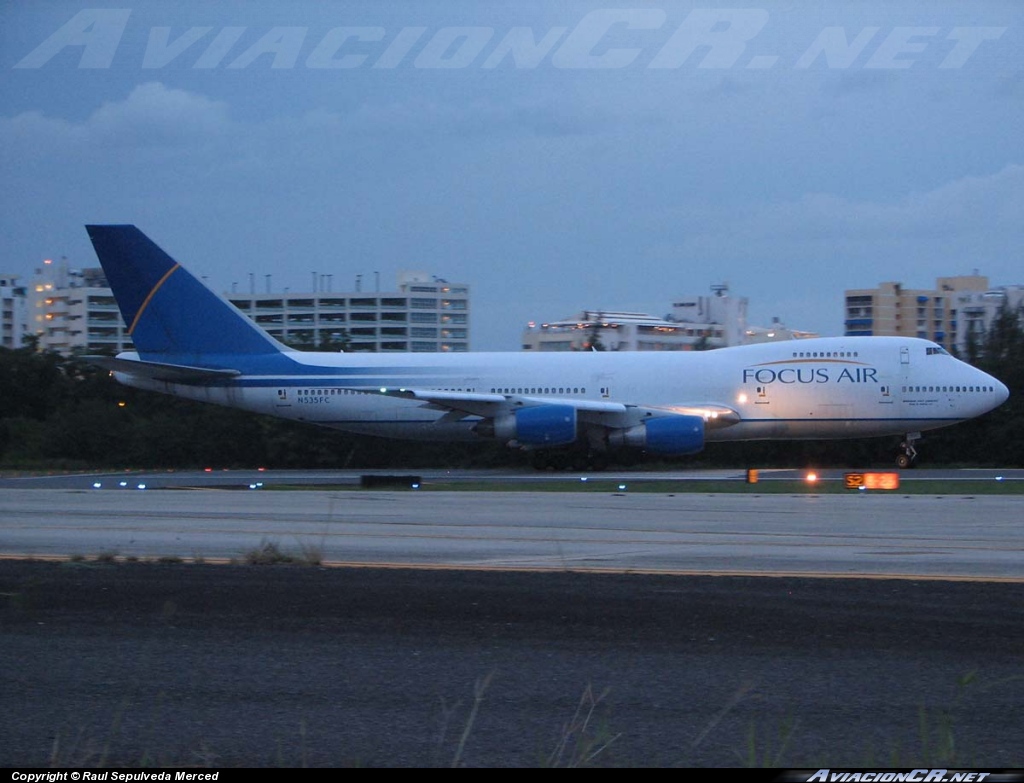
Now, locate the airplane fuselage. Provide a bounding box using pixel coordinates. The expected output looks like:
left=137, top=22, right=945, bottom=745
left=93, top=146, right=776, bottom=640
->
left=114, top=335, right=1007, bottom=446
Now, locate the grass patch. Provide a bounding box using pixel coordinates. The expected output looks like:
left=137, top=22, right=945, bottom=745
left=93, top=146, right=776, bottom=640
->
left=244, top=540, right=298, bottom=565
left=242, top=539, right=322, bottom=566
left=31, top=671, right=1020, bottom=767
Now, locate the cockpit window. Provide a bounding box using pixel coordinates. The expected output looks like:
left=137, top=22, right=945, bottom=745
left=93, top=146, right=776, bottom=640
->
left=926, top=346, right=950, bottom=356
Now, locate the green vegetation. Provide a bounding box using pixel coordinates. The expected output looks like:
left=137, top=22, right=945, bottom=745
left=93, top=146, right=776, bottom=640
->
left=0, top=347, right=508, bottom=471
left=1, top=306, right=1020, bottom=470
left=242, top=538, right=323, bottom=566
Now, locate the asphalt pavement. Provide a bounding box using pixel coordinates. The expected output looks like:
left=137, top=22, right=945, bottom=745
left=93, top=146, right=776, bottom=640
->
left=3, top=560, right=1023, bottom=768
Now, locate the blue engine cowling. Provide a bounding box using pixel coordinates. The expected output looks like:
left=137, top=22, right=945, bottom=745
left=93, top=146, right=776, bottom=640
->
left=486, top=404, right=578, bottom=447
left=607, top=415, right=705, bottom=455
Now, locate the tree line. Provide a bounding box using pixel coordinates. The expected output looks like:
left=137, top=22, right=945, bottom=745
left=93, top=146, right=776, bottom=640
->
left=1, top=313, right=1020, bottom=470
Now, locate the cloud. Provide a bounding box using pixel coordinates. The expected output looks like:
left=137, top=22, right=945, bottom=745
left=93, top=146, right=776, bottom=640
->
left=1, top=82, right=618, bottom=172
left=653, top=163, right=1024, bottom=278
left=0, top=82, right=230, bottom=159
left=642, top=167, right=1022, bottom=334
left=756, top=163, right=1024, bottom=239
left=87, top=82, right=230, bottom=146
left=296, top=95, right=616, bottom=139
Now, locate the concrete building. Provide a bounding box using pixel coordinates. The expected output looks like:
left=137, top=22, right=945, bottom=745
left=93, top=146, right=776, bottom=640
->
left=30, top=260, right=469, bottom=356
left=743, top=318, right=819, bottom=344
left=227, top=272, right=470, bottom=352
left=669, top=284, right=749, bottom=347
left=523, top=285, right=746, bottom=352
left=523, top=284, right=815, bottom=351
left=31, top=259, right=133, bottom=355
left=952, top=284, right=1024, bottom=356
left=522, top=310, right=729, bottom=352
left=844, top=276, right=989, bottom=349
left=1, top=274, right=29, bottom=349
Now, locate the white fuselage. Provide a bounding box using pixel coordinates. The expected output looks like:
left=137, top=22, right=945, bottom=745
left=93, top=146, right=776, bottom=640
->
left=114, top=336, right=1009, bottom=446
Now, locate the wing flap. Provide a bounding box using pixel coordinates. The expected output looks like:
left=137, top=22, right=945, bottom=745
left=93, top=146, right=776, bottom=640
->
left=377, top=388, right=506, bottom=419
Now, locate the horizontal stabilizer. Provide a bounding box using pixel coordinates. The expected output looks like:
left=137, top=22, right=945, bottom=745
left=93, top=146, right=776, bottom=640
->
left=84, top=355, right=240, bottom=384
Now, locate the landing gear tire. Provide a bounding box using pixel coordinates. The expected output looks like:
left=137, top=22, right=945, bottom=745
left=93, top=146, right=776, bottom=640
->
left=547, top=451, right=570, bottom=471
left=895, top=433, right=920, bottom=469
left=616, top=449, right=640, bottom=468
left=532, top=449, right=609, bottom=472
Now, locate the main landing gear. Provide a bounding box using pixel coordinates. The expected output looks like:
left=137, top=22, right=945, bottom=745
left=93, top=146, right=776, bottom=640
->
left=895, top=432, right=921, bottom=469
left=531, top=448, right=609, bottom=472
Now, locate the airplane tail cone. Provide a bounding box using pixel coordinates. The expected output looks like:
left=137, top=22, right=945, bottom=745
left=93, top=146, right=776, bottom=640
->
left=85, top=225, right=287, bottom=364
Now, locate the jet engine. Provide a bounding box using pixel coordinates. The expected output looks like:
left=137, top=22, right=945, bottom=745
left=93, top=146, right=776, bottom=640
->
left=607, top=415, right=705, bottom=455
left=473, top=404, right=578, bottom=447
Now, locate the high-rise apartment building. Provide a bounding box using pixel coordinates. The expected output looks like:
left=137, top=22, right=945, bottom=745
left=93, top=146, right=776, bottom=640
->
left=844, top=276, right=989, bottom=349
left=1, top=274, right=28, bottom=349
left=228, top=272, right=470, bottom=352
left=522, top=310, right=730, bottom=352
left=30, top=262, right=470, bottom=356
left=669, top=284, right=750, bottom=348
left=952, top=284, right=1024, bottom=355
left=523, top=284, right=816, bottom=351
left=31, top=260, right=134, bottom=354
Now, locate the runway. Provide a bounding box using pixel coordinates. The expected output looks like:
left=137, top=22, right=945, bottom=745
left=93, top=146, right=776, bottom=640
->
left=3, top=475, right=1024, bottom=766
left=4, top=560, right=1024, bottom=767
left=1, top=481, right=1023, bottom=579
left=2, top=466, right=1022, bottom=491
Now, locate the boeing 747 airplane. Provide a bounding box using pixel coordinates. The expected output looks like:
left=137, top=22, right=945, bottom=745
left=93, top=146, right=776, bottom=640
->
left=84, top=225, right=1008, bottom=469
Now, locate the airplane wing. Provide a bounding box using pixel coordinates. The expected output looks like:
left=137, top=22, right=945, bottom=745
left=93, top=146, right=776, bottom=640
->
left=375, top=387, right=740, bottom=430
left=83, top=355, right=241, bottom=384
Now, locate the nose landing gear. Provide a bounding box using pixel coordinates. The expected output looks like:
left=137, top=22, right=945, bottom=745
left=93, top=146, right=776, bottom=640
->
left=896, top=432, right=921, bottom=469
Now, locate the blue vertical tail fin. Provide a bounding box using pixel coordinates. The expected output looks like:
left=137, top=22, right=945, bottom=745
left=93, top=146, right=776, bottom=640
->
left=86, top=225, right=288, bottom=364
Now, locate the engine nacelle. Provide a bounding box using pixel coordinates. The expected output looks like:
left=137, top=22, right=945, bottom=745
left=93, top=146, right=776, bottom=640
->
left=607, top=415, right=705, bottom=455
left=475, top=404, right=578, bottom=447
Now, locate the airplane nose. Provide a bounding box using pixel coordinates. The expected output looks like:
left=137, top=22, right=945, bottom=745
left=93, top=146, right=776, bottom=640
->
left=995, top=379, right=1009, bottom=406
left=980, top=370, right=1010, bottom=410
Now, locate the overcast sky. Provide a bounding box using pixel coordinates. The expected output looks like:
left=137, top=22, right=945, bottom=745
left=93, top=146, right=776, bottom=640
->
left=2, top=1, right=1021, bottom=350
